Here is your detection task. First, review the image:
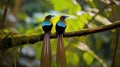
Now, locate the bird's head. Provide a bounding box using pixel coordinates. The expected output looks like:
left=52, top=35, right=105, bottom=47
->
left=45, top=15, right=54, bottom=20
left=60, top=15, right=68, bottom=20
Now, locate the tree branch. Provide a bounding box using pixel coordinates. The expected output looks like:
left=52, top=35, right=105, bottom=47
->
left=0, top=22, right=120, bottom=49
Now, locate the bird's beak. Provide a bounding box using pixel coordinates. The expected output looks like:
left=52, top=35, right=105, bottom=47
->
left=51, top=15, right=55, bottom=17
left=65, top=16, right=69, bottom=18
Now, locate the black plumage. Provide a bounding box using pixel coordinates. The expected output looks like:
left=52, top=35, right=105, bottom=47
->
left=41, top=15, right=53, bottom=67
left=56, top=16, right=68, bottom=67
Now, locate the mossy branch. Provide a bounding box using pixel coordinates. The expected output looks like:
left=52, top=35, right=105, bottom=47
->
left=0, top=22, right=120, bottom=49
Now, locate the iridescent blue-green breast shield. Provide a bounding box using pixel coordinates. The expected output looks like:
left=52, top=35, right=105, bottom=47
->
left=42, top=21, right=52, bottom=33
left=42, top=21, right=52, bottom=27
left=57, top=21, right=66, bottom=27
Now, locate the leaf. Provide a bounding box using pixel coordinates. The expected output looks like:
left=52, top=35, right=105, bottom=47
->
left=95, top=15, right=112, bottom=25
left=66, top=13, right=92, bottom=32
left=51, top=0, right=81, bottom=14
left=51, top=16, right=60, bottom=32
left=86, top=0, right=96, bottom=8
left=51, top=0, right=70, bottom=11
left=83, top=52, right=94, bottom=65
left=17, top=12, right=27, bottom=21
left=66, top=51, right=79, bottom=65
left=68, top=4, right=81, bottom=14
left=34, top=42, right=42, bottom=59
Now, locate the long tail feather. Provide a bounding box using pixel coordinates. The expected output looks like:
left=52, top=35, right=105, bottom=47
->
left=41, top=33, right=52, bottom=67
left=56, top=34, right=67, bottom=67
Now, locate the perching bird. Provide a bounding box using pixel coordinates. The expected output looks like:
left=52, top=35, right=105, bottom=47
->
left=41, top=15, right=54, bottom=67
left=56, top=16, right=68, bottom=67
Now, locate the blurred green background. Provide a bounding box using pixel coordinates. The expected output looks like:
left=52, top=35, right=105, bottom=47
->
left=0, top=0, right=120, bottom=67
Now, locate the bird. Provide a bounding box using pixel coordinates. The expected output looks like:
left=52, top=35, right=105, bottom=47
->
left=41, top=15, right=54, bottom=67
left=56, top=15, right=68, bottom=67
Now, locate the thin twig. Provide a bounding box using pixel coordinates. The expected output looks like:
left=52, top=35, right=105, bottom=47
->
left=111, top=28, right=120, bottom=67
left=87, top=3, right=114, bottom=25
left=111, top=0, right=119, bottom=67
left=1, top=0, right=9, bottom=31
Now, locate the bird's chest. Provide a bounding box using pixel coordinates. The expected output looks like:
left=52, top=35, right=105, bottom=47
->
left=57, top=22, right=66, bottom=27
left=42, top=21, right=52, bottom=26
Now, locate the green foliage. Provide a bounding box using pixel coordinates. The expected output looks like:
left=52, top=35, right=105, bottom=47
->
left=51, top=0, right=71, bottom=11
left=51, top=0, right=81, bottom=14
left=65, top=13, right=92, bottom=32
left=34, top=42, right=42, bottom=59
left=1, top=0, right=120, bottom=66
left=86, top=0, right=96, bottom=8
left=83, top=52, right=94, bottom=65
left=66, top=51, right=79, bottom=65
left=17, top=12, right=27, bottom=21
left=95, top=15, right=112, bottom=25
